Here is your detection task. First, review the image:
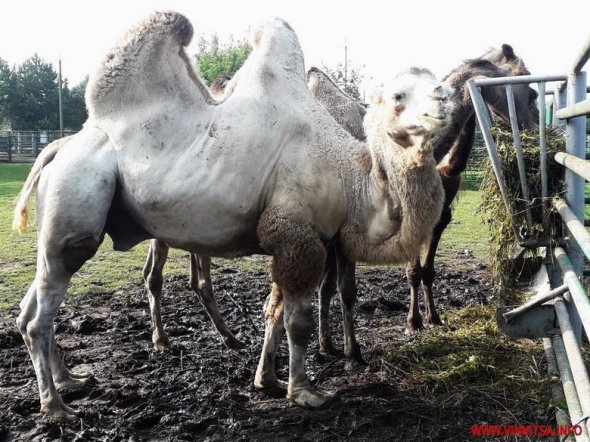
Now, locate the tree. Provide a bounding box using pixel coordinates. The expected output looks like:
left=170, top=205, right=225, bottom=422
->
left=0, top=58, right=13, bottom=128
left=8, top=54, right=60, bottom=130
left=62, top=76, right=88, bottom=131
left=195, top=35, right=251, bottom=85
left=322, top=63, right=365, bottom=102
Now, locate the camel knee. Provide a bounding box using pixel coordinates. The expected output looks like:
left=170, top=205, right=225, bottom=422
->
left=284, top=298, right=314, bottom=347
left=406, top=261, right=422, bottom=287
left=146, top=272, right=163, bottom=295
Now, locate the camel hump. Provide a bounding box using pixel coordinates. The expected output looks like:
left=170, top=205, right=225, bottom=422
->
left=86, top=11, right=197, bottom=118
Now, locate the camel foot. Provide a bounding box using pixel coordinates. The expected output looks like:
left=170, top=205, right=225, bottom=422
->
left=405, top=317, right=424, bottom=334
left=223, top=335, right=244, bottom=350
left=425, top=315, right=443, bottom=327
left=41, top=399, right=79, bottom=422
left=55, top=375, right=92, bottom=391
left=344, top=353, right=368, bottom=372
left=254, top=374, right=288, bottom=398
left=288, top=385, right=336, bottom=408
left=54, top=366, right=93, bottom=390
left=152, top=332, right=170, bottom=349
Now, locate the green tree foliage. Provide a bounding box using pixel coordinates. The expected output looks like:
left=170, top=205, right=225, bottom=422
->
left=9, top=54, right=59, bottom=130
left=62, top=76, right=88, bottom=131
left=195, top=35, right=251, bottom=85
left=0, top=55, right=88, bottom=131
left=0, top=58, right=13, bottom=127
left=322, top=63, right=365, bottom=102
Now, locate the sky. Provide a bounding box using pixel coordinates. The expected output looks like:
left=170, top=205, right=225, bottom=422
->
left=1, top=0, right=590, bottom=95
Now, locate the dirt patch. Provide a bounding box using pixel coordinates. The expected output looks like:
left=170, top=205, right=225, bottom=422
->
left=0, top=255, right=550, bottom=441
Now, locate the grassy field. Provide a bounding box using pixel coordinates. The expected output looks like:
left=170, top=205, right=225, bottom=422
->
left=0, top=163, right=488, bottom=310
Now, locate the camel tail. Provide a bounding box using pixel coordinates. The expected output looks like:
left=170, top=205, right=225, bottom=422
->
left=12, top=136, right=72, bottom=234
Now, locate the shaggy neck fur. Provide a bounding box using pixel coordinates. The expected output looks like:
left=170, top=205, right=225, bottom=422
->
left=339, top=106, right=443, bottom=265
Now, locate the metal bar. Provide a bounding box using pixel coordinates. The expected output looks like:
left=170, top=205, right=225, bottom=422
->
left=554, top=298, right=590, bottom=436
left=503, top=284, right=568, bottom=322
left=543, top=338, right=574, bottom=435
left=572, top=38, right=590, bottom=73
left=505, top=84, right=534, bottom=228
left=565, top=71, right=587, bottom=344
left=556, top=199, right=590, bottom=260
left=473, top=74, right=568, bottom=87
left=554, top=84, right=568, bottom=129
left=556, top=152, right=590, bottom=182
left=554, top=247, right=590, bottom=340
left=556, top=99, right=590, bottom=120
left=538, top=82, right=549, bottom=232
left=467, top=81, right=523, bottom=243
left=553, top=335, right=590, bottom=442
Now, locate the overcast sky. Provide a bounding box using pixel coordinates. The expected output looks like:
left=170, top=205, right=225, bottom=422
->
left=1, top=0, right=590, bottom=93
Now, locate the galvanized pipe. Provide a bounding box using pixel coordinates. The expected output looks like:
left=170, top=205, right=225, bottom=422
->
left=572, top=38, right=590, bottom=73
left=505, top=84, right=534, bottom=228
left=554, top=84, right=568, bottom=129
left=552, top=335, right=590, bottom=441
left=473, top=74, right=568, bottom=87
left=467, top=81, right=523, bottom=242
left=554, top=247, right=590, bottom=342
left=556, top=99, right=590, bottom=120
left=538, top=82, right=549, bottom=232
left=503, top=284, right=569, bottom=322
left=555, top=200, right=590, bottom=263
left=554, top=298, right=590, bottom=435
left=565, top=71, right=588, bottom=343
left=555, top=152, right=590, bottom=182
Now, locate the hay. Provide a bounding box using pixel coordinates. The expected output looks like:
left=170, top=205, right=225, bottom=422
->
left=477, top=122, right=566, bottom=303
left=381, top=306, right=554, bottom=425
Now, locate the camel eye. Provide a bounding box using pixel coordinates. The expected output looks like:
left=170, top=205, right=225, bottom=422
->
left=393, top=92, right=406, bottom=101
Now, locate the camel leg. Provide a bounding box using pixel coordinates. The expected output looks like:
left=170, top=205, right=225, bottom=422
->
left=337, top=253, right=367, bottom=368
left=189, top=254, right=242, bottom=349
left=422, top=206, right=452, bottom=326
left=318, top=247, right=337, bottom=355
left=254, top=283, right=287, bottom=396
left=143, top=239, right=170, bottom=348
left=406, top=257, right=424, bottom=332
left=257, top=210, right=334, bottom=408
left=17, top=130, right=116, bottom=420
left=19, top=233, right=103, bottom=420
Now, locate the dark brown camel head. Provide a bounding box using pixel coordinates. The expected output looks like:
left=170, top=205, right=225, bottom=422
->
left=479, top=44, right=539, bottom=130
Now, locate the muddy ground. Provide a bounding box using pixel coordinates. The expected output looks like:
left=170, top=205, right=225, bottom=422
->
left=0, top=254, right=538, bottom=441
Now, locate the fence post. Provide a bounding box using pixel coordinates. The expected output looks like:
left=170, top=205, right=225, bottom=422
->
left=7, top=132, right=12, bottom=162
left=565, top=70, right=587, bottom=344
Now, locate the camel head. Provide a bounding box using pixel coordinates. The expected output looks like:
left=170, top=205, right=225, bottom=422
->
left=479, top=44, right=539, bottom=130
left=367, top=68, right=454, bottom=150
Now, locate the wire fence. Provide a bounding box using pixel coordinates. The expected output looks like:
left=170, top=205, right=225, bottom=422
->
left=0, top=131, right=77, bottom=162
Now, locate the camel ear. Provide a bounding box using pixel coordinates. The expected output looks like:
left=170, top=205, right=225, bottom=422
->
left=501, top=44, right=516, bottom=61
left=369, top=86, right=385, bottom=105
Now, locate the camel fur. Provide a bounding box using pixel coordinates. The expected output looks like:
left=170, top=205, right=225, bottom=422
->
left=14, top=11, right=452, bottom=419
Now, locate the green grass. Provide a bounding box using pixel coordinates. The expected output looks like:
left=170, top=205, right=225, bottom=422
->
left=439, top=188, right=488, bottom=260
left=0, top=164, right=488, bottom=311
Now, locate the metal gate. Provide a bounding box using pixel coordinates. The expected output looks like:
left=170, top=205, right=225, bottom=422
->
left=468, top=38, right=590, bottom=440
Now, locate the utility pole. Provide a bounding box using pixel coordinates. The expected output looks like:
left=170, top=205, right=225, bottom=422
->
left=344, top=36, right=348, bottom=84
left=58, top=58, right=63, bottom=137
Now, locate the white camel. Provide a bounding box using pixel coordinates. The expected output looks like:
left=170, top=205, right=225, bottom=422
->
left=13, top=11, right=453, bottom=420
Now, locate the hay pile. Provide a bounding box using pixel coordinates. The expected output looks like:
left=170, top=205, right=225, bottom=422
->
left=478, top=123, right=566, bottom=302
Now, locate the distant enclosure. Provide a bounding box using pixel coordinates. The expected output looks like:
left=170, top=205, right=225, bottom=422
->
left=0, top=131, right=77, bottom=162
